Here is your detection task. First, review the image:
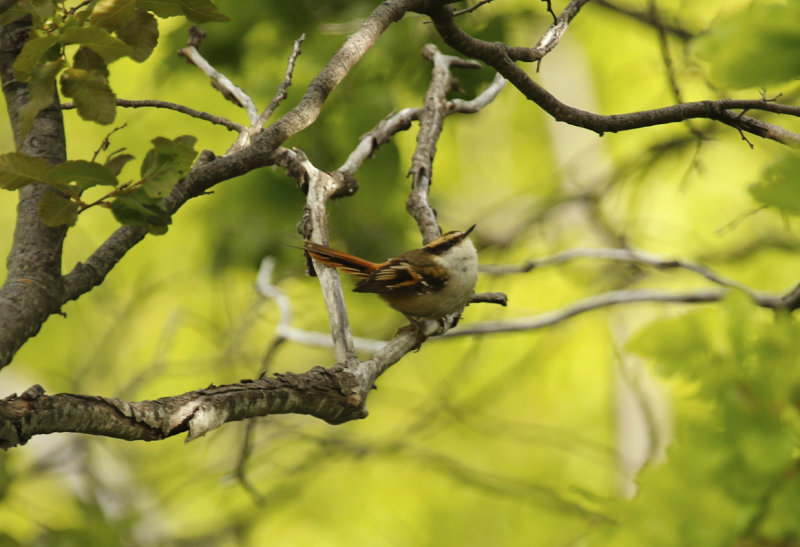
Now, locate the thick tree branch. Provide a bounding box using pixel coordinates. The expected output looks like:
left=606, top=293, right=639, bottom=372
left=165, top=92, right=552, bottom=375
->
left=0, top=367, right=366, bottom=450
left=0, top=18, right=68, bottom=369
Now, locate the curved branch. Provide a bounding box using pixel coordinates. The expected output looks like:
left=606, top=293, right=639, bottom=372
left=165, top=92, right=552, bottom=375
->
left=428, top=5, right=800, bottom=144
left=61, top=99, right=245, bottom=132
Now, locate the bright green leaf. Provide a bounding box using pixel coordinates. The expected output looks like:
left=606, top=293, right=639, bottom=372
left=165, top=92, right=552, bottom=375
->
left=749, top=153, right=800, bottom=215
left=104, top=153, right=135, bottom=176
left=48, top=160, right=119, bottom=194
left=90, top=0, right=138, bottom=29
left=12, top=34, right=61, bottom=82
left=140, top=135, right=198, bottom=198
left=60, top=68, right=116, bottom=125
left=38, top=190, right=79, bottom=227
left=19, top=58, right=65, bottom=138
left=73, top=46, right=109, bottom=77
left=115, top=10, right=159, bottom=62
left=177, top=0, right=229, bottom=23
left=61, top=27, right=133, bottom=64
left=111, top=191, right=171, bottom=232
left=0, top=152, right=51, bottom=190
left=693, top=2, right=800, bottom=89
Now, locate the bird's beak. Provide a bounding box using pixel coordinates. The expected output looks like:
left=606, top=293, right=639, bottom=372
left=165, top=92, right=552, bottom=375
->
left=464, top=224, right=476, bottom=236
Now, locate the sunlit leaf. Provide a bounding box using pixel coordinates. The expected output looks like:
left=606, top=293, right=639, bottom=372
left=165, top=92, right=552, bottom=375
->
left=12, top=34, right=61, bottom=82
left=38, top=190, right=79, bottom=227
left=61, top=27, right=133, bottom=64
left=48, top=160, right=119, bottom=194
left=140, top=135, right=198, bottom=198
left=90, top=0, right=138, bottom=29
left=749, top=152, right=800, bottom=215
left=60, top=68, right=116, bottom=125
left=116, top=10, right=159, bottom=62
left=73, top=46, right=109, bottom=77
left=0, top=152, right=51, bottom=189
left=18, top=58, right=65, bottom=138
left=177, top=0, right=229, bottom=23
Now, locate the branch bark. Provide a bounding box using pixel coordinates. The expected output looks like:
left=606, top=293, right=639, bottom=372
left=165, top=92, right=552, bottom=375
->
left=427, top=3, right=800, bottom=144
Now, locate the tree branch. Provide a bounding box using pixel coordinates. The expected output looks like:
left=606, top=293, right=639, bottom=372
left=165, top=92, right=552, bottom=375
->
left=427, top=4, right=800, bottom=144
left=61, top=98, right=245, bottom=132
left=0, top=18, right=69, bottom=369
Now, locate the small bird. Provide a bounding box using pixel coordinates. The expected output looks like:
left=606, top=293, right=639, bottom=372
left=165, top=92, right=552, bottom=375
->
left=304, top=226, right=478, bottom=322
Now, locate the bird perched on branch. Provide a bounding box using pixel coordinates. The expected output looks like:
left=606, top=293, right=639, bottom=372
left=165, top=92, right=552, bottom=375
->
left=304, top=226, right=478, bottom=322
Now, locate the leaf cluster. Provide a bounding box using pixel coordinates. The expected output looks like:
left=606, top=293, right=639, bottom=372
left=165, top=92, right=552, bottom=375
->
left=0, top=135, right=197, bottom=233
left=2, top=0, right=227, bottom=134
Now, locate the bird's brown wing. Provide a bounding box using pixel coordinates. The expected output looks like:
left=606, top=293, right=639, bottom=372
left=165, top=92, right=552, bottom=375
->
left=354, top=258, right=448, bottom=295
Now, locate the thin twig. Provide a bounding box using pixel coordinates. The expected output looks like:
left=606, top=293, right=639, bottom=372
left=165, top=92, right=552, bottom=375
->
left=444, top=288, right=725, bottom=338
left=178, top=26, right=259, bottom=125
left=481, top=247, right=758, bottom=296
left=257, top=34, right=305, bottom=128
left=61, top=99, right=245, bottom=132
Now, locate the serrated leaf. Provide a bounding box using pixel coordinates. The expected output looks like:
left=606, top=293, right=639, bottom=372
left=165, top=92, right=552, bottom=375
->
left=19, top=58, right=65, bottom=138
left=139, top=135, right=197, bottom=198
left=48, top=160, right=119, bottom=194
left=749, top=153, right=800, bottom=215
left=116, top=10, right=159, bottom=62
left=138, top=0, right=182, bottom=18
left=13, top=34, right=61, bottom=82
left=61, top=27, right=133, bottom=64
left=0, top=152, right=51, bottom=190
left=73, top=46, right=109, bottom=77
left=177, top=0, right=229, bottom=23
left=38, top=190, right=79, bottom=226
left=104, top=153, right=135, bottom=176
left=60, top=68, right=116, bottom=125
left=90, top=0, right=138, bottom=29
left=111, top=191, right=171, bottom=231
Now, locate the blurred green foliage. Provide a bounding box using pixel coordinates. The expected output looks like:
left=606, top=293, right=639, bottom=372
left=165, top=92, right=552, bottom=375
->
left=1, top=0, right=800, bottom=545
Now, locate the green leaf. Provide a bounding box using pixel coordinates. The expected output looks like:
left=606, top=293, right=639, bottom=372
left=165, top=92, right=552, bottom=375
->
left=90, top=0, right=138, bottom=29
left=104, top=153, right=135, bottom=176
left=115, top=10, right=159, bottom=62
left=138, top=0, right=182, bottom=18
left=61, top=27, right=133, bottom=64
left=749, top=153, right=800, bottom=215
left=38, top=190, right=79, bottom=227
left=12, top=34, right=61, bottom=82
left=18, top=58, right=65, bottom=138
left=48, top=160, right=119, bottom=194
left=0, top=152, right=51, bottom=190
left=73, top=46, right=109, bottom=77
left=140, top=135, right=198, bottom=198
left=177, top=0, right=229, bottom=23
left=111, top=191, right=171, bottom=232
left=60, top=68, right=116, bottom=125
left=693, top=2, right=800, bottom=89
